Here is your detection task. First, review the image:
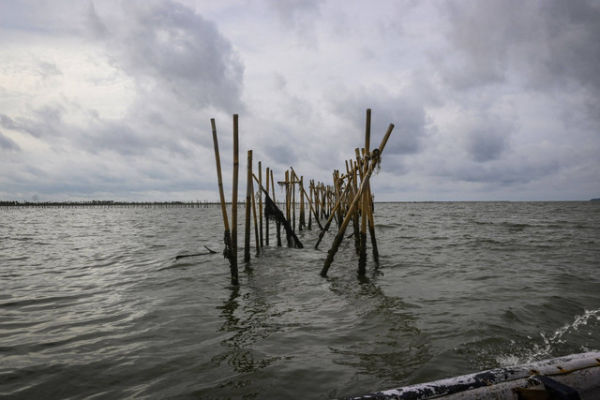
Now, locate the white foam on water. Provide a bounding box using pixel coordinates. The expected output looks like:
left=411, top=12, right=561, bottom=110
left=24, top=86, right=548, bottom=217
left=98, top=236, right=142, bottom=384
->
left=496, top=308, right=600, bottom=367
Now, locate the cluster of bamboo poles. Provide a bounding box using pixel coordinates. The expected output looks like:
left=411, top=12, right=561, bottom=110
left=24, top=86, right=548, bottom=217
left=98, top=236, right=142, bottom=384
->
left=210, top=110, right=394, bottom=285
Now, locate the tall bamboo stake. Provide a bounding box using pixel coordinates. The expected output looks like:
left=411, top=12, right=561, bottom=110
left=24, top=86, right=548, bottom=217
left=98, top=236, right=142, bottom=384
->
left=251, top=171, right=259, bottom=257
left=363, top=108, right=379, bottom=264
left=333, top=170, right=342, bottom=227
left=211, top=118, right=237, bottom=285
left=320, top=123, right=394, bottom=277
left=308, top=182, right=313, bottom=229
left=285, top=170, right=290, bottom=222
left=290, top=168, right=323, bottom=230
left=231, top=114, right=240, bottom=282
left=271, top=169, right=281, bottom=247
left=244, top=151, right=252, bottom=262
left=258, top=161, right=263, bottom=249
left=358, top=109, right=371, bottom=275
left=244, top=150, right=252, bottom=263
left=265, top=166, right=270, bottom=246
left=292, top=172, right=296, bottom=233
left=299, top=176, right=305, bottom=230
left=284, top=170, right=291, bottom=246
left=366, top=184, right=379, bottom=263
left=313, top=181, right=319, bottom=221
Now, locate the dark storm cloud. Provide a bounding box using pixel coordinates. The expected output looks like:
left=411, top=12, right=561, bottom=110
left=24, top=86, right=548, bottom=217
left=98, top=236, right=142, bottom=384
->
left=0, top=107, right=190, bottom=157
left=268, top=0, right=321, bottom=28
left=536, top=0, right=600, bottom=92
left=442, top=0, right=600, bottom=94
left=465, top=117, right=513, bottom=163
left=467, top=131, right=507, bottom=163
left=81, top=120, right=193, bottom=157
left=0, top=114, right=18, bottom=131
left=90, top=1, right=244, bottom=112
left=333, top=89, right=426, bottom=155
left=264, top=143, right=298, bottom=166
left=439, top=159, right=560, bottom=186
left=0, top=132, right=20, bottom=151
left=0, top=107, right=64, bottom=138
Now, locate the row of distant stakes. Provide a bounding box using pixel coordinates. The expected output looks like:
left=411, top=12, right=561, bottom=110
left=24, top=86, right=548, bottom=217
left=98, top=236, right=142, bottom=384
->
left=210, top=109, right=394, bottom=285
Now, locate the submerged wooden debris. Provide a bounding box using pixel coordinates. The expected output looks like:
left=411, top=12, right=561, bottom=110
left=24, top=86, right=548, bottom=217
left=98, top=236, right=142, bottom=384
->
left=210, top=109, right=394, bottom=285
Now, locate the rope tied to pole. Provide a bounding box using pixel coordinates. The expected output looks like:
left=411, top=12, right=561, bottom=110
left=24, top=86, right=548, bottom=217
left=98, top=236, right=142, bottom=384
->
left=371, top=148, right=382, bottom=172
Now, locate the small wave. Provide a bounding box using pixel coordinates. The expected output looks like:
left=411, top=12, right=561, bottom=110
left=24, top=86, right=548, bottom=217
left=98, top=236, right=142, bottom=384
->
left=376, top=223, right=402, bottom=230
left=496, top=308, right=600, bottom=366
left=472, top=238, right=503, bottom=245
left=0, top=294, right=89, bottom=310
left=531, top=308, right=600, bottom=358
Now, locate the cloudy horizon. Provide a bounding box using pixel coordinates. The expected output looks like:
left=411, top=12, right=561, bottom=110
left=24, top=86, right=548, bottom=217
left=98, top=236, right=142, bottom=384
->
left=1, top=0, right=599, bottom=202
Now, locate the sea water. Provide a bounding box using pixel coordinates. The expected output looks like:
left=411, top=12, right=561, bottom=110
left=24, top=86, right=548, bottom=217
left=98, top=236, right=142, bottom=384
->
left=1, top=202, right=599, bottom=399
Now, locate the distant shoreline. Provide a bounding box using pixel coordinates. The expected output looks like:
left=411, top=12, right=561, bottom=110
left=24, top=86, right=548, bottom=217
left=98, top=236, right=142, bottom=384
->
left=1, top=199, right=595, bottom=207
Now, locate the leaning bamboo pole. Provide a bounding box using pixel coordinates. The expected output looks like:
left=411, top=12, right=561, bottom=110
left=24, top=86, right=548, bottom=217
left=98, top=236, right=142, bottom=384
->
left=320, top=123, right=394, bottom=277
left=314, top=179, right=353, bottom=249
left=351, top=162, right=361, bottom=255
left=231, top=114, right=240, bottom=282
left=210, top=118, right=237, bottom=285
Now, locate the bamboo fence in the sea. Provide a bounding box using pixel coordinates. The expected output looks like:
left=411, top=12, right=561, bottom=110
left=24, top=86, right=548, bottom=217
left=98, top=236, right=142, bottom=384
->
left=209, top=109, right=394, bottom=285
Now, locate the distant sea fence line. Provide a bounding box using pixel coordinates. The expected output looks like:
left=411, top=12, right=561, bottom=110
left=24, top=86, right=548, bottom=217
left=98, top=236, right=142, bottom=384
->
left=0, top=200, right=293, bottom=209
left=0, top=201, right=220, bottom=208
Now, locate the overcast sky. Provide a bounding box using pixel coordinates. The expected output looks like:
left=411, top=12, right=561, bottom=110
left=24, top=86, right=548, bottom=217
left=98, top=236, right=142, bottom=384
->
left=1, top=0, right=599, bottom=201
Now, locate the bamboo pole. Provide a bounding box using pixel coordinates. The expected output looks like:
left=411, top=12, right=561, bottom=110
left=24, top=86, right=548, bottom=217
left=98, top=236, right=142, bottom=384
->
left=313, top=181, right=319, bottom=221
left=265, top=166, right=270, bottom=246
left=351, top=162, right=361, bottom=255
left=258, top=161, right=263, bottom=249
left=292, top=172, right=296, bottom=233
left=272, top=169, right=281, bottom=247
left=333, top=170, right=342, bottom=227
left=244, top=150, right=252, bottom=263
left=299, top=176, right=305, bottom=231
left=308, top=182, right=313, bottom=230
left=366, top=184, right=379, bottom=264
left=314, top=179, right=353, bottom=249
left=284, top=170, right=291, bottom=246
left=211, top=118, right=237, bottom=285
left=320, top=123, right=394, bottom=277
left=231, top=114, right=240, bottom=283
left=285, top=170, right=290, bottom=222
left=290, top=168, right=323, bottom=230
left=363, top=108, right=379, bottom=264
left=251, top=170, right=260, bottom=257
left=358, top=109, right=371, bottom=275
